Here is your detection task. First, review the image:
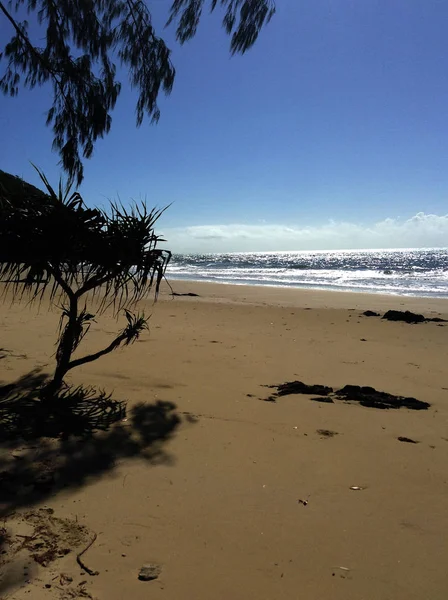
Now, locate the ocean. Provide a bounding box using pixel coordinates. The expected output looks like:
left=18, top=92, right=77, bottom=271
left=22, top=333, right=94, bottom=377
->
left=166, top=248, right=448, bottom=298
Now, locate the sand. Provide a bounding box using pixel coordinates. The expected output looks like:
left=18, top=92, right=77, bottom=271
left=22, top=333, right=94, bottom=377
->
left=1, top=281, right=448, bottom=600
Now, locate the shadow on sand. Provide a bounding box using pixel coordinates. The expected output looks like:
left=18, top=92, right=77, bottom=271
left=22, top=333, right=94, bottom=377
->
left=0, top=369, right=185, bottom=596
left=0, top=369, right=183, bottom=518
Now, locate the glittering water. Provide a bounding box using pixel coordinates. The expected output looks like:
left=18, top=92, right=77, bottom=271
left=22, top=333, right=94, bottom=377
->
left=166, top=248, right=448, bottom=298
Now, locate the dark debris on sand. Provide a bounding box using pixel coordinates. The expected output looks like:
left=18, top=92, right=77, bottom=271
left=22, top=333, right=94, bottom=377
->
left=362, top=309, right=447, bottom=324
left=274, top=381, right=333, bottom=398
left=172, top=292, right=200, bottom=297
left=263, top=380, right=430, bottom=410
left=383, top=310, right=426, bottom=323
left=335, top=385, right=430, bottom=410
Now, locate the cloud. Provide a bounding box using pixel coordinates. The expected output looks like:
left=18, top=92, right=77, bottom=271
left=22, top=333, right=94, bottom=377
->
left=159, top=212, right=448, bottom=253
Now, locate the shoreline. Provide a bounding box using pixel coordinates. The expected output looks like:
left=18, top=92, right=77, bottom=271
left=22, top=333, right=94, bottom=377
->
left=167, top=275, right=448, bottom=299
left=165, top=247, right=448, bottom=301
left=162, top=279, right=448, bottom=314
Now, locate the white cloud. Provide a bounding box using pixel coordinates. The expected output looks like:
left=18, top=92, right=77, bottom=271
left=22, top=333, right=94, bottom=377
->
left=159, top=212, right=448, bottom=253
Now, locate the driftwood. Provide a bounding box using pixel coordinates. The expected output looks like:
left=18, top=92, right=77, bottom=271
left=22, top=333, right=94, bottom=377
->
left=76, top=533, right=99, bottom=576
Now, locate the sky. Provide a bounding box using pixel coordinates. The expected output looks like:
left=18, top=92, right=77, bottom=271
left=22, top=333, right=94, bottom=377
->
left=1, top=0, right=448, bottom=253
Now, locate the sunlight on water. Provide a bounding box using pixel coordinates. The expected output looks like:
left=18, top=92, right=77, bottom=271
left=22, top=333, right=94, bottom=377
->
left=166, top=248, right=448, bottom=298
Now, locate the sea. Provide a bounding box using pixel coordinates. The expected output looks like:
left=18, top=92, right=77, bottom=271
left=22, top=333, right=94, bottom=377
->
left=166, top=248, right=448, bottom=298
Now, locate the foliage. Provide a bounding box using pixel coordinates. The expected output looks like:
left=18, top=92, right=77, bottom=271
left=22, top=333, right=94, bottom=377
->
left=0, top=167, right=169, bottom=309
left=0, top=167, right=170, bottom=397
left=0, top=0, right=275, bottom=184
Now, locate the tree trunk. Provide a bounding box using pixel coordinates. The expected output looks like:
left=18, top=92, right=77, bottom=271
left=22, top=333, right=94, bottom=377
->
left=41, top=292, right=78, bottom=402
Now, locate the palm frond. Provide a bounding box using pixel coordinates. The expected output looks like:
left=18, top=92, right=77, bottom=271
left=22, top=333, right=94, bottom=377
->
left=122, top=310, right=149, bottom=345
left=0, top=169, right=171, bottom=313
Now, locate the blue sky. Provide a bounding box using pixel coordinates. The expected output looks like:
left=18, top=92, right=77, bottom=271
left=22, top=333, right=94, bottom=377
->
left=1, top=0, right=448, bottom=252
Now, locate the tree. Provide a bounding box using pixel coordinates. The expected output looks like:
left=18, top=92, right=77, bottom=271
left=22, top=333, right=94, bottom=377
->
left=0, top=167, right=171, bottom=401
left=0, top=1, right=275, bottom=185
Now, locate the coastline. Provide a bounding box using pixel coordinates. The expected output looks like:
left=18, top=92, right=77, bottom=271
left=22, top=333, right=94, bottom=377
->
left=162, top=279, right=448, bottom=314
left=166, top=247, right=448, bottom=300
left=1, top=281, right=448, bottom=600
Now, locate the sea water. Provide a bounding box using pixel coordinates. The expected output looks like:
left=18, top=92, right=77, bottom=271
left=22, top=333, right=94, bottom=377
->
left=166, top=248, right=448, bottom=298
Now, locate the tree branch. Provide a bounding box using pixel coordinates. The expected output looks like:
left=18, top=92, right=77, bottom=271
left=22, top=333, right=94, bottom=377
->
left=0, top=1, right=75, bottom=121
left=46, top=263, right=76, bottom=300
left=67, top=332, right=128, bottom=371
left=76, top=267, right=122, bottom=298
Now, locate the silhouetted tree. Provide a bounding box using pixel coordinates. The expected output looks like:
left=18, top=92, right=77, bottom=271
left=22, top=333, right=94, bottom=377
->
left=0, top=1, right=275, bottom=184
left=0, top=167, right=170, bottom=401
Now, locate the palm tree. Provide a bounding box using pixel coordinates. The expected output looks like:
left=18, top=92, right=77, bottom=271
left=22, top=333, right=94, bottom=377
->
left=0, top=168, right=170, bottom=402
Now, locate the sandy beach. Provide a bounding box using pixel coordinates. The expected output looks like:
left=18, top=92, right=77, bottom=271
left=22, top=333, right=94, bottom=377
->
left=1, top=281, right=448, bottom=600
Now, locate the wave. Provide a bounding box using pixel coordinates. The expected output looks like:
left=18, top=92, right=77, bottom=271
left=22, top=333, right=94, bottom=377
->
left=166, top=248, right=448, bottom=298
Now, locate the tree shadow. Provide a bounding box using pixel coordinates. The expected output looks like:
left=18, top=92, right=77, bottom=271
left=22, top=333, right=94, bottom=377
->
left=0, top=370, right=183, bottom=518
left=0, top=368, right=48, bottom=401
left=0, top=369, right=127, bottom=441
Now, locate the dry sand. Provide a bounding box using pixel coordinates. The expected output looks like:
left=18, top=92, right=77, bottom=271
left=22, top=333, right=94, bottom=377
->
left=1, top=281, right=448, bottom=599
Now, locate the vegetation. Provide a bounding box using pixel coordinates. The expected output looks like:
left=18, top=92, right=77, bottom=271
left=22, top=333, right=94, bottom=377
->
left=0, top=168, right=170, bottom=401
left=0, top=2, right=272, bottom=426
left=0, top=0, right=275, bottom=184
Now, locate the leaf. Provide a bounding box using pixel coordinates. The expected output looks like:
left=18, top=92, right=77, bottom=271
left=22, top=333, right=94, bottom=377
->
left=1, top=0, right=273, bottom=183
